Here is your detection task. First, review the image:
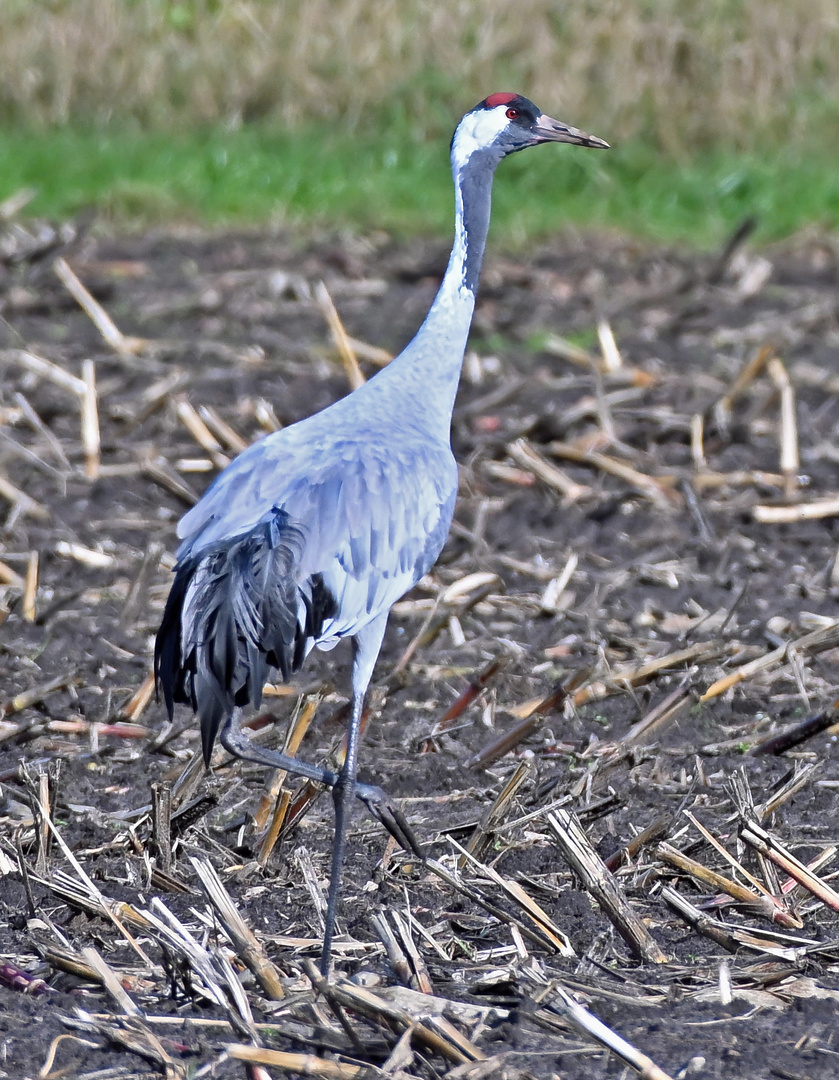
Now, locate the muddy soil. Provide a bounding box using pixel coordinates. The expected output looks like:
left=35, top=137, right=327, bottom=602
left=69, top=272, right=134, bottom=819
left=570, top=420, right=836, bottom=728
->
left=1, top=221, right=839, bottom=1079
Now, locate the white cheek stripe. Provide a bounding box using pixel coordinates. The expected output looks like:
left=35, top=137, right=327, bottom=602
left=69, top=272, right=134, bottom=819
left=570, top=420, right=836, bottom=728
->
left=451, top=105, right=511, bottom=169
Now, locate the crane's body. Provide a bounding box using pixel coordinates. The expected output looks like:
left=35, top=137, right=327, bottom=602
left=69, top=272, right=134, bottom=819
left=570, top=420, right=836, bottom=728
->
left=155, top=93, right=607, bottom=974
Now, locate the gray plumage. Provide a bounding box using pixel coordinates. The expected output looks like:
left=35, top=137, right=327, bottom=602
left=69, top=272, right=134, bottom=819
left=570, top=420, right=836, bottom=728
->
left=155, top=93, right=608, bottom=975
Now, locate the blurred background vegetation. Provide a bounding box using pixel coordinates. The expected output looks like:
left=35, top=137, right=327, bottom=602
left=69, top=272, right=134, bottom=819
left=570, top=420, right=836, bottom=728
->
left=2, top=0, right=838, bottom=243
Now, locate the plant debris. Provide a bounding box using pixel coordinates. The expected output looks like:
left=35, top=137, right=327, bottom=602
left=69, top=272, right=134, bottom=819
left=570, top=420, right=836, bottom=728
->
left=2, top=216, right=839, bottom=1078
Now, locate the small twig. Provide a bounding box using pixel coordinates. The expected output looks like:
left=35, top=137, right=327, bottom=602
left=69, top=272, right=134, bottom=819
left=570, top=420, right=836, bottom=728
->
left=0, top=474, right=49, bottom=522
left=429, top=659, right=502, bottom=736
left=391, top=909, right=433, bottom=994
left=597, top=318, right=622, bottom=372
left=39, top=1034, right=102, bottom=1079
left=304, top=964, right=484, bottom=1065
left=34, top=770, right=51, bottom=876
left=175, top=397, right=230, bottom=469
left=0, top=187, right=36, bottom=219
left=253, top=397, right=282, bottom=432
left=753, top=762, right=821, bottom=821
left=548, top=441, right=679, bottom=509
left=372, top=911, right=414, bottom=989
left=22, top=551, right=38, bottom=622
left=690, top=413, right=706, bottom=469
left=1, top=671, right=78, bottom=719
left=140, top=457, right=199, bottom=505
left=466, top=679, right=569, bottom=769
left=750, top=700, right=839, bottom=756
left=547, top=984, right=675, bottom=1080
left=661, top=886, right=754, bottom=955
left=547, top=810, right=667, bottom=963
left=53, top=256, right=147, bottom=356
left=767, top=356, right=799, bottom=499
left=426, top=858, right=563, bottom=954
left=604, top=816, right=670, bottom=873
left=656, top=842, right=800, bottom=927
left=465, top=712, right=542, bottom=770
left=731, top=772, right=784, bottom=897
left=506, top=438, right=590, bottom=501
left=225, top=1044, right=372, bottom=1078
left=577, top=642, right=725, bottom=707
left=315, top=281, right=365, bottom=390
left=294, top=846, right=329, bottom=933
left=55, top=541, right=113, bottom=568
left=541, top=332, right=596, bottom=367
left=683, top=809, right=771, bottom=898
left=190, top=855, right=286, bottom=1000
left=451, top=838, right=575, bottom=956
left=680, top=479, right=715, bottom=543
left=345, top=335, right=392, bottom=367
left=618, top=686, right=691, bottom=747
left=6, top=349, right=86, bottom=395
left=81, top=946, right=143, bottom=1016
left=754, top=497, right=839, bottom=523
left=536, top=553, right=577, bottom=616
left=465, top=759, right=532, bottom=862
left=14, top=392, right=73, bottom=471
left=255, top=694, right=320, bottom=841
left=80, top=359, right=100, bottom=479
left=0, top=558, right=25, bottom=589
left=700, top=620, right=839, bottom=701
left=121, top=670, right=156, bottom=723
left=197, top=404, right=249, bottom=453
left=123, top=368, right=191, bottom=429
left=738, top=821, right=839, bottom=912
left=693, top=469, right=787, bottom=491
left=661, top=886, right=813, bottom=961
left=151, top=780, right=173, bottom=876
left=714, top=343, right=773, bottom=426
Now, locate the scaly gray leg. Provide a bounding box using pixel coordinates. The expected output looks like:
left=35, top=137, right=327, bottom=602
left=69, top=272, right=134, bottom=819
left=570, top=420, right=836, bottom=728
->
left=321, top=687, right=364, bottom=975
left=218, top=707, right=421, bottom=893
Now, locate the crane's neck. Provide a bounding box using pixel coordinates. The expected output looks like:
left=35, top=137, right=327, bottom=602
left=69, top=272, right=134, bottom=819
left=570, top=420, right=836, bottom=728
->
left=372, top=146, right=500, bottom=439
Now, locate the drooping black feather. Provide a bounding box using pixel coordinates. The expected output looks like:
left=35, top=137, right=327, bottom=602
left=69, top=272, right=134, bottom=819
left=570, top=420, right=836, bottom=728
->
left=154, top=510, right=337, bottom=765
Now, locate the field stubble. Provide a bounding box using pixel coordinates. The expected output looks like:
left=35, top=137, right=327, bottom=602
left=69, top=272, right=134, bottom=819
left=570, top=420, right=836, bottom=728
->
left=1, top=212, right=839, bottom=1075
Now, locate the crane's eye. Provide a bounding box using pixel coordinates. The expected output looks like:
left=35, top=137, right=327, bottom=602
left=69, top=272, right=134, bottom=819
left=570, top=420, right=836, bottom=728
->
left=506, top=107, right=519, bottom=120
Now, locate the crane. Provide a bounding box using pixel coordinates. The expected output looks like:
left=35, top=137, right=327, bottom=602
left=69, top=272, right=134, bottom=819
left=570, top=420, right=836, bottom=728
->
left=155, top=93, right=608, bottom=975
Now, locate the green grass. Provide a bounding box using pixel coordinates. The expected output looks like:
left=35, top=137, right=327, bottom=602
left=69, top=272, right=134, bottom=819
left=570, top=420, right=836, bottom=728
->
left=4, top=124, right=839, bottom=246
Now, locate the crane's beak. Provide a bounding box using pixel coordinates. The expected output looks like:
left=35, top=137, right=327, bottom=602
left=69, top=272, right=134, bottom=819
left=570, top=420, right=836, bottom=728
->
left=532, top=113, right=609, bottom=150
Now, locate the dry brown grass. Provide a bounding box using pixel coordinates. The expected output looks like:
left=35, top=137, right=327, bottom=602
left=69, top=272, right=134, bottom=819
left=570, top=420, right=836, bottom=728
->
left=2, top=0, right=839, bottom=152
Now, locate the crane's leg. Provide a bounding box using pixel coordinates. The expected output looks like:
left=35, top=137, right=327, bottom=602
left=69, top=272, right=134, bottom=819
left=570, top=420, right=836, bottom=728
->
left=218, top=709, right=420, bottom=857
left=321, top=612, right=389, bottom=976
left=321, top=685, right=364, bottom=975
left=220, top=711, right=338, bottom=786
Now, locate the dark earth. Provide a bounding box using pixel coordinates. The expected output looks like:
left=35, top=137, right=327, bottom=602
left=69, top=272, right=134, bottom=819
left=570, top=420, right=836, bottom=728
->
left=2, top=216, right=839, bottom=1079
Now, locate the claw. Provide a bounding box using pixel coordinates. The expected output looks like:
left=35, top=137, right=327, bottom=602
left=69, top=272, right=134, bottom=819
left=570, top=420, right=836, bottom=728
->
left=355, top=782, right=424, bottom=859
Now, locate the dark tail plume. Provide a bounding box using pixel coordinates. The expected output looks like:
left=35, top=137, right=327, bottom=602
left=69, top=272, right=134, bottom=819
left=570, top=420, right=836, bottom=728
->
left=154, top=511, right=336, bottom=764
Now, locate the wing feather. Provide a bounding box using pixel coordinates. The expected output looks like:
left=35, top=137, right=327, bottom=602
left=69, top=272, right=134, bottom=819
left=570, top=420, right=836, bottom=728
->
left=177, top=417, right=458, bottom=642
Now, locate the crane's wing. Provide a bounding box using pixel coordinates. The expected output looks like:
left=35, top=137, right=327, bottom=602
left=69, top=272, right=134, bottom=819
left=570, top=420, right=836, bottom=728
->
left=158, top=422, right=457, bottom=754
left=289, top=439, right=457, bottom=639
left=176, top=419, right=458, bottom=636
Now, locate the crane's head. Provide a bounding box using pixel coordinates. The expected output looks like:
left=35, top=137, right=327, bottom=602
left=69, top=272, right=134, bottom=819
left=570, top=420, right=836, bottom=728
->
left=452, top=92, right=608, bottom=170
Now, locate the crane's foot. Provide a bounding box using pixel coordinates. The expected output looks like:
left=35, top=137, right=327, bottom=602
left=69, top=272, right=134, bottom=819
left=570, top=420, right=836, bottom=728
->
left=355, top=782, right=424, bottom=860
left=218, top=714, right=422, bottom=858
